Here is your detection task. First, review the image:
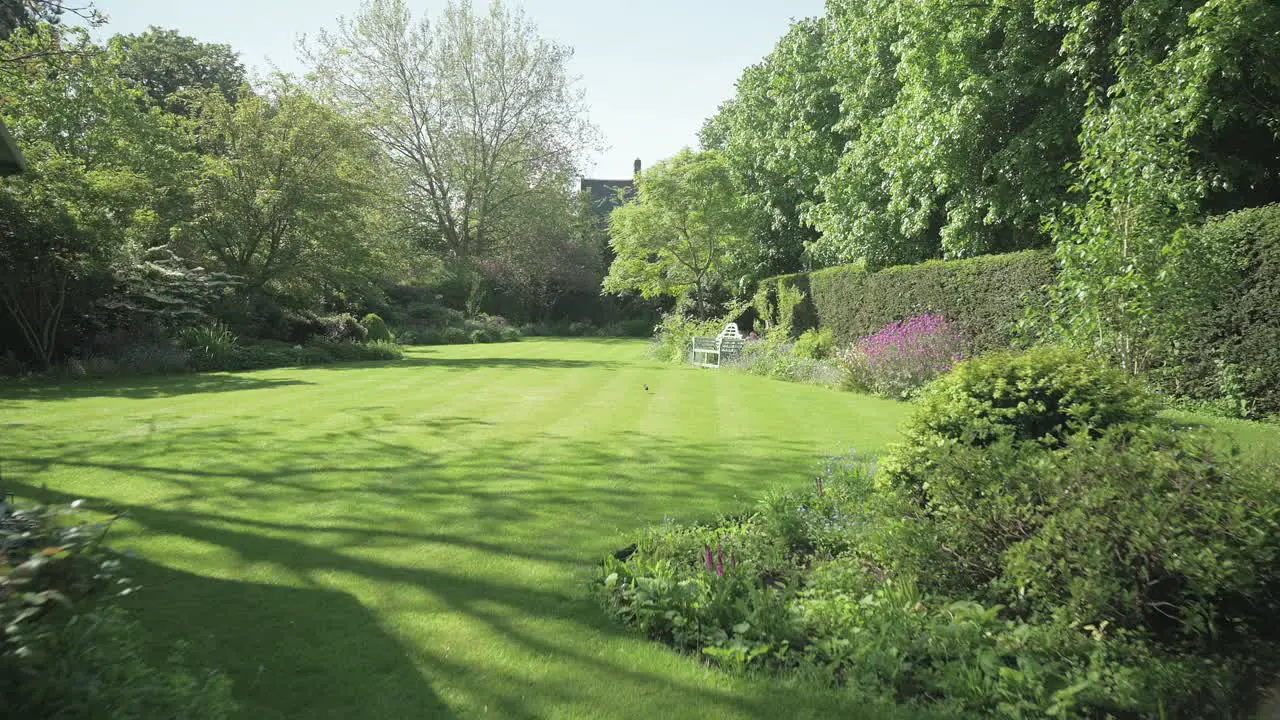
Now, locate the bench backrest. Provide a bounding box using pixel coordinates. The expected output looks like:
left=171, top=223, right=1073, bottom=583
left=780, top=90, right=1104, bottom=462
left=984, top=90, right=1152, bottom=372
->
left=719, top=323, right=742, bottom=340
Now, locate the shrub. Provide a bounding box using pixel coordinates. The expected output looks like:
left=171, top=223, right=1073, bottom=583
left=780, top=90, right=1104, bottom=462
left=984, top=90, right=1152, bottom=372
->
left=727, top=337, right=841, bottom=387
left=320, top=313, right=368, bottom=343
left=79, top=342, right=190, bottom=377
left=762, top=249, right=1056, bottom=355
left=440, top=327, right=469, bottom=345
left=599, top=431, right=1280, bottom=717
left=468, top=328, right=494, bottom=344
left=360, top=313, right=394, bottom=343
left=1154, top=204, right=1280, bottom=417
left=1, top=497, right=237, bottom=718
left=567, top=321, right=597, bottom=337
left=901, top=346, right=1158, bottom=448
left=835, top=314, right=967, bottom=398
left=791, top=328, right=835, bottom=360
left=500, top=327, right=522, bottom=343
left=651, top=313, right=732, bottom=364
left=180, top=322, right=238, bottom=369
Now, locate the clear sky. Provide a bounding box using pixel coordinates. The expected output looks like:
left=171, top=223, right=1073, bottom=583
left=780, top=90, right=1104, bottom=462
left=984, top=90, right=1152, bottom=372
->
left=91, top=0, right=826, bottom=179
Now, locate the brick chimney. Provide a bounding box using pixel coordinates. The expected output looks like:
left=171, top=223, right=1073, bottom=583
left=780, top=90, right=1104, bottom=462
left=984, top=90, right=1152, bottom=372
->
left=633, top=158, right=642, bottom=179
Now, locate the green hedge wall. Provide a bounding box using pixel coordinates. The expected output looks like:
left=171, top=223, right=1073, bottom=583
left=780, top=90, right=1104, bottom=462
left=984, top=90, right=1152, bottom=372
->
left=1159, top=204, right=1280, bottom=416
left=763, top=249, right=1057, bottom=354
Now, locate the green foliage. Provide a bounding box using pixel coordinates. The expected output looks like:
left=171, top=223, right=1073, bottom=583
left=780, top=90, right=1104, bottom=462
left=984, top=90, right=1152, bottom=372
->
left=599, top=347, right=1280, bottom=716
left=360, top=313, right=393, bottom=343
left=0, top=497, right=236, bottom=718
left=439, top=327, right=470, bottom=345
left=1150, top=205, right=1280, bottom=418
left=180, top=322, right=238, bottom=364
left=1040, top=0, right=1280, bottom=377
left=899, top=347, right=1157, bottom=448
left=112, top=27, right=246, bottom=113
left=320, top=314, right=368, bottom=344
left=604, top=149, right=754, bottom=318
left=700, top=16, right=844, bottom=281
left=181, top=81, right=391, bottom=304
left=763, top=250, right=1056, bottom=355
left=792, top=328, right=834, bottom=360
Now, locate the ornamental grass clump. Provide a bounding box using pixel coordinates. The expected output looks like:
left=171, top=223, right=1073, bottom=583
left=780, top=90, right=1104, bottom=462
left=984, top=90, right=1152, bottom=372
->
left=837, top=313, right=967, bottom=398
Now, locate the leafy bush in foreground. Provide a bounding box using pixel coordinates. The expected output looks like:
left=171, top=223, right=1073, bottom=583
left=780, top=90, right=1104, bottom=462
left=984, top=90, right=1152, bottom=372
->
left=903, top=346, right=1157, bottom=447
left=1, top=497, right=236, bottom=718
left=597, top=350, right=1280, bottom=718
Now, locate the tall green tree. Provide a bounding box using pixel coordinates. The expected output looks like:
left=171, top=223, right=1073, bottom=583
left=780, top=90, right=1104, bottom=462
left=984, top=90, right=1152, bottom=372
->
left=112, top=27, right=247, bottom=114
left=0, top=25, right=189, bottom=364
left=304, top=0, right=599, bottom=300
left=603, top=149, right=752, bottom=318
left=700, top=16, right=844, bottom=281
left=1042, top=0, right=1280, bottom=373
left=809, top=0, right=1082, bottom=269
left=179, top=82, right=389, bottom=304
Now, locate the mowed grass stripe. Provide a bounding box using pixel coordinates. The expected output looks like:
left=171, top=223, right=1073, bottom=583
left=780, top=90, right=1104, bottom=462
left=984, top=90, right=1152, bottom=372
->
left=2, top=339, right=923, bottom=720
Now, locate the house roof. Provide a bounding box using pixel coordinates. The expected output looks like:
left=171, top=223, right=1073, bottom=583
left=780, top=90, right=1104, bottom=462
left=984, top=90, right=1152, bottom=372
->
left=580, top=178, right=634, bottom=225
left=0, top=119, right=26, bottom=176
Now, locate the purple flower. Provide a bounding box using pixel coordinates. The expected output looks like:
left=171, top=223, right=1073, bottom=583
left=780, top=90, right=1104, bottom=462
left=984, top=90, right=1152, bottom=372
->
left=704, top=544, right=715, bottom=574
left=837, top=314, right=968, bottom=397
left=715, top=547, right=725, bottom=577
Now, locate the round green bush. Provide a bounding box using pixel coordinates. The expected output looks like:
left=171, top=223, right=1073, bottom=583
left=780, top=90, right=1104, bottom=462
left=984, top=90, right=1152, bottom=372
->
left=792, top=328, right=835, bottom=360
left=500, top=327, right=522, bottom=343
left=907, top=346, right=1157, bottom=447
left=468, top=328, right=490, bottom=344
left=440, top=327, right=469, bottom=345
left=320, top=313, right=368, bottom=343
left=360, top=313, right=394, bottom=343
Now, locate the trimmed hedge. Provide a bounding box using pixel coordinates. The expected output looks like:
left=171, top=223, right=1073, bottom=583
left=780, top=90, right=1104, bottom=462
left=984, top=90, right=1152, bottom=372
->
left=762, top=250, right=1056, bottom=355
left=1158, top=204, right=1280, bottom=417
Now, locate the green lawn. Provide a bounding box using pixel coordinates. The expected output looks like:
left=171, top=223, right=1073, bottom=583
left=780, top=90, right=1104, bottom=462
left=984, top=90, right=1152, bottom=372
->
left=0, top=338, right=916, bottom=719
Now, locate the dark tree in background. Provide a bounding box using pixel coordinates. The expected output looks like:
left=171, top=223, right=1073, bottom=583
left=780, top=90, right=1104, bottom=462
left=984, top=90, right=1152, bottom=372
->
left=113, top=27, right=246, bottom=113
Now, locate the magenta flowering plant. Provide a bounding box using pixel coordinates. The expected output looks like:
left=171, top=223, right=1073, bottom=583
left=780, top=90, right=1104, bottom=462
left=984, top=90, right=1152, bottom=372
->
left=837, top=314, right=968, bottom=398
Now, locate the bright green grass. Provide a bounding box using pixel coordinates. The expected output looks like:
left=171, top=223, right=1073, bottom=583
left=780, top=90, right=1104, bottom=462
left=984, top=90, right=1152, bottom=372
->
left=0, top=338, right=915, bottom=719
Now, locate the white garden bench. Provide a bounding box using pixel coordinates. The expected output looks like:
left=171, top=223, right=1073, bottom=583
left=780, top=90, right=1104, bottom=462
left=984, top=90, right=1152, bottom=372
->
left=691, top=323, right=746, bottom=368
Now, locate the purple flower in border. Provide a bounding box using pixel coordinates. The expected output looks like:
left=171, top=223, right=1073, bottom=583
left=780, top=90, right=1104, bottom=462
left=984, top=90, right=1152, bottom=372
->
left=704, top=544, right=715, bottom=574
left=715, top=547, right=725, bottom=577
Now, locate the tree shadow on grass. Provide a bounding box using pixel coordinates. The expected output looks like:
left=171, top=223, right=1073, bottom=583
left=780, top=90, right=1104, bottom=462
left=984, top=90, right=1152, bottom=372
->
left=10, top=477, right=864, bottom=720
left=116, top=557, right=455, bottom=720
left=0, top=374, right=312, bottom=404
left=0, top=410, right=875, bottom=718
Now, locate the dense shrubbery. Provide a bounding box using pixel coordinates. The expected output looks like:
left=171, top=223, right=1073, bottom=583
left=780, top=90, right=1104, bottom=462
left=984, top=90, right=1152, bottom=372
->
left=726, top=337, right=841, bottom=387
left=598, top=350, right=1280, bottom=718
left=1149, top=205, right=1280, bottom=419
left=790, top=328, right=834, bottom=360
left=835, top=314, right=967, bottom=399
left=760, top=250, right=1056, bottom=354
left=360, top=313, right=394, bottom=343
left=1, top=497, right=236, bottom=718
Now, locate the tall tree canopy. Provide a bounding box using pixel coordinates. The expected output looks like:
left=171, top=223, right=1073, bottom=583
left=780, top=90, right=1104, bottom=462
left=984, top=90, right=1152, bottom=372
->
left=304, top=0, right=599, bottom=296
left=704, top=0, right=1279, bottom=274
left=178, top=82, right=391, bottom=302
left=112, top=27, right=247, bottom=113
left=603, top=149, right=752, bottom=318
left=700, top=16, right=844, bottom=282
